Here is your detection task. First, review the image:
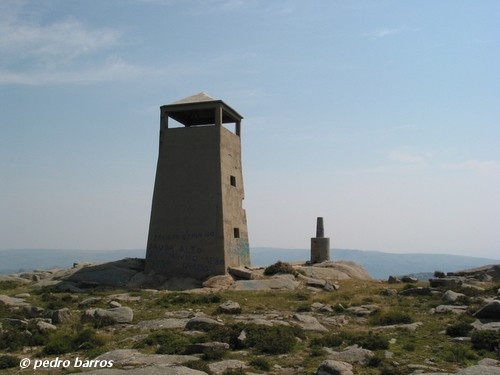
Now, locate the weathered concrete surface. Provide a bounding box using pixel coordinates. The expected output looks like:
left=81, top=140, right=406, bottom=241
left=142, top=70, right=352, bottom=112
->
left=145, top=94, right=250, bottom=280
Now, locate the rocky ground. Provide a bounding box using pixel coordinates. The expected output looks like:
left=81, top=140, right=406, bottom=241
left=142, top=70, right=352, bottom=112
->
left=0, top=260, right=499, bottom=374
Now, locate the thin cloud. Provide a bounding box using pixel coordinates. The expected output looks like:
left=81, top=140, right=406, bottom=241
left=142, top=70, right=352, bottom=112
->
left=0, top=19, right=119, bottom=61
left=364, top=26, right=415, bottom=39
left=365, top=27, right=399, bottom=38
left=0, top=13, right=134, bottom=85
left=442, top=159, right=500, bottom=176
left=389, top=149, right=426, bottom=164
left=0, top=57, right=144, bottom=85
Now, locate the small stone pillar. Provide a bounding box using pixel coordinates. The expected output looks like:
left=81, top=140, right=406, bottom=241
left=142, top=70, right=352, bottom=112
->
left=311, top=217, right=330, bottom=263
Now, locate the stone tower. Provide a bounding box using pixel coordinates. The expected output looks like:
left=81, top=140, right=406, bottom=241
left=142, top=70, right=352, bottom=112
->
left=145, top=93, right=250, bottom=280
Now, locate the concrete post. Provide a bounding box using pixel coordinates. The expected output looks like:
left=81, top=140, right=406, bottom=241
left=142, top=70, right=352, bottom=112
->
left=311, top=217, right=330, bottom=263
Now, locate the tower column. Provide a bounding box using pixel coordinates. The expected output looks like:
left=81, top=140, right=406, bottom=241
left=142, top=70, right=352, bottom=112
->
left=311, top=217, right=330, bottom=263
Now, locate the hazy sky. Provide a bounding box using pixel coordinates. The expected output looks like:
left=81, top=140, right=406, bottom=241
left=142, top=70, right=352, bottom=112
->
left=1, top=0, right=499, bottom=259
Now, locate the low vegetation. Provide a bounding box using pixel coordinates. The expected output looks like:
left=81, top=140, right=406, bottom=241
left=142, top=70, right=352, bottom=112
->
left=263, top=261, right=297, bottom=276
left=0, top=270, right=499, bottom=375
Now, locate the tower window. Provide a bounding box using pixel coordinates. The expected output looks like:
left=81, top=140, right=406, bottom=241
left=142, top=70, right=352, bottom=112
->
left=233, top=228, right=240, bottom=238
left=230, top=175, right=236, bottom=187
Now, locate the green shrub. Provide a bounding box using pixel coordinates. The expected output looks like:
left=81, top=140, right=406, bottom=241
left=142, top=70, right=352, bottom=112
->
left=446, top=321, right=473, bottom=337
left=441, top=344, right=477, bottom=364
left=471, top=330, right=500, bottom=351
left=434, top=271, right=446, bottom=278
left=293, top=291, right=310, bottom=301
left=0, top=355, right=19, bottom=369
left=72, top=328, right=105, bottom=351
left=249, top=357, right=271, bottom=371
left=309, top=346, right=327, bottom=357
left=0, top=280, right=21, bottom=290
left=202, top=346, right=227, bottom=361
left=402, top=342, right=416, bottom=352
left=370, top=310, right=413, bottom=326
left=244, top=324, right=298, bottom=354
left=296, top=304, right=311, bottom=312
left=264, top=261, right=296, bottom=276
left=134, top=330, right=190, bottom=354
left=346, top=332, right=389, bottom=350
left=205, top=323, right=246, bottom=349
left=310, top=334, right=343, bottom=348
left=366, top=354, right=384, bottom=367
left=0, top=328, right=47, bottom=351
left=42, top=327, right=104, bottom=355
left=42, top=333, right=74, bottom=355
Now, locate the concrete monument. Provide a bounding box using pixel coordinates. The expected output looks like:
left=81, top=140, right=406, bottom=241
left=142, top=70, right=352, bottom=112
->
left=145, top=93, right=250, bottom=280
left=311, top=217, right=330, bottom=263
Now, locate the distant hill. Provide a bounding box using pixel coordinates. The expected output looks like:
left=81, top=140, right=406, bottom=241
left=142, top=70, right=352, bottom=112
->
left=0, top=249, right=145, bottom=275
left=0, top=247, right=498, bottom=280
left=251, top=247, right=500, bottom=279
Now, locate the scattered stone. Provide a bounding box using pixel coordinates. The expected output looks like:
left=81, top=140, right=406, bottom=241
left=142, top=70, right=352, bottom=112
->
left=0, top=294, right=30, bottom=307
left=78, top=297, right=102, bottom=307
left=107, top=293, right=141, bottom=302
left=322, top=315, right=349, bottom=327
left=109, top=301, right=122, bottom=308
left=135, top=318, right=189, bottom=331
left=455, top=365, right=500, bottom=374
left=293, top=313, right=328, bottom=332
left=202, top=274, right=235, bottom=288
left=462, top=283, right=486, bottom=293
left=442, top=290, right=466, bottom=304
left=388, top=275, right=400, bottom=284
left=471, top=320, right=500, bottom=331
left=324, top=282, right=340, bottom=291
left=430, top=305, right=468, bottom=314
left=345, top=305, right=378, bottom=316
left=401, top=276, right=418, bottom=283
left=85, top=307, right=134, bottom=324
left=208, top=360, right=248, bottom=375
left=478, top=358, right=500, bottom=367
left=429, top=277, right=463, bottom=288
left=185, top=316, right=223, bottom=331
left=315, top=360, right=353, bottom=375
left=228, top=266, right=255, bottom=280
left=319, top=304, right=334, bottom=313
left=95, top=349, right=199, bottom=367
left=473, top=300, right=500, bottom=320
left=380, top=288, right=398, bottom=296
left=374, top=322, right=423, bottom=331
left=325, top=345, right=374, bottom=365
left=48, top=307, right=73, bottom=324
left=23, top=305, right=44, bottom=318
left=15, top=293, right=31, bottom=298
left=37, top=320, right=57, bottom=332
left=218, top=300, right=241, bottom=314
